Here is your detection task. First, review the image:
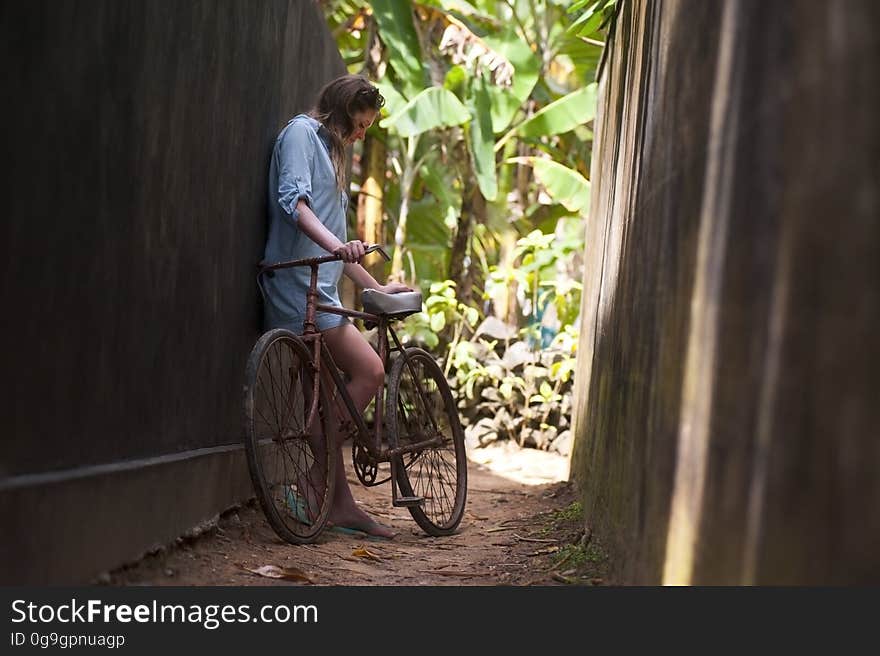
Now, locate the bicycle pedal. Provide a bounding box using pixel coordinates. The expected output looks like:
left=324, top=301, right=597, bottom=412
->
left=393, top=496, right=425, bottom=508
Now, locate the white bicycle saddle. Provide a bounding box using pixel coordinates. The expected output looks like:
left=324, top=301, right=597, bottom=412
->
left=361, top=288, right=422, bottom=318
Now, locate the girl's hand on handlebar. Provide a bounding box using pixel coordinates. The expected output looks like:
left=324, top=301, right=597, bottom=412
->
left=334, top=240, right=366, bottom=263
left=380, top=281, right=413, bottom=294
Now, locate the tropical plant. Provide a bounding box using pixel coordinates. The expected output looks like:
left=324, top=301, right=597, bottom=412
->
left=398, top=280, right=480, bottom=372
left=449, top=323, right=578, bottom=453
left=316, top=0, right=618, bottom=453
left=320, top=0, right=609, bottom=286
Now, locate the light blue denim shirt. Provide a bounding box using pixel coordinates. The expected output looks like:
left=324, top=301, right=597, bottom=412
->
left=263, top=114, right=349, bottom=333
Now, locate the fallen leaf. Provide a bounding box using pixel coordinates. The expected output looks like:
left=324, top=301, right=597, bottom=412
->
left=351, top=547, right=383, bottom=562
left=240, top=564, right=314, bottom=583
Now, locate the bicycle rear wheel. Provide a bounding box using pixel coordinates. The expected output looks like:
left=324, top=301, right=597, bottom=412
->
left=386, top=347, right=467, bottom=536
left=243, top=329, right=335, bottom=543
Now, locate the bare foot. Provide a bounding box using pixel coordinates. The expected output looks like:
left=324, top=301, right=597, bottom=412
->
left=328, top=508, right=397, bottom=539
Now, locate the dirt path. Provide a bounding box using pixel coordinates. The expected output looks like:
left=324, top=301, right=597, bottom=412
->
left=105, top=444, right=609, bottom=586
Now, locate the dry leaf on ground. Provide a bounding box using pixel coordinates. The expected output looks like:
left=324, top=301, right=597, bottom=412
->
left=351, top=547, right=383, bottom=562
left=240, top=564, right=314, bottom=583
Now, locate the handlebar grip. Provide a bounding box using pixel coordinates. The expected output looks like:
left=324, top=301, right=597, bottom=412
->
left=258, top=244, right=390, bottom=273
left=363, top=244, right=391, bottom=261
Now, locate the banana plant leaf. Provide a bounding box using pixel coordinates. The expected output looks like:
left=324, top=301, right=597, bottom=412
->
left=506, top=156, right=591, bottom=215
left=508, top=83, right=598, bottom=141
left=419, top=157, right=462, bottom=228
left=380, top=87, right=471, bottom=138
left=371, top=0, right=428, bottom=99
left=568, top=0, right=615, bottom=37
left=374, top=80, right=408, bottom=119
left=554, top=32, right=603, bottom=83
left=482, top=29, right=540, bottom=134
left=408, top=197, right=453, bottom=246
left=405, top=244, right=451, bottom=284
left=468, top=76, right=498, bottom=201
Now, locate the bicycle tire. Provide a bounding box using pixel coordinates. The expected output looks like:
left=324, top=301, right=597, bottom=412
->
left=243, top=329, right=335, bottom=543
left=386, top=347, right=467, bottom=536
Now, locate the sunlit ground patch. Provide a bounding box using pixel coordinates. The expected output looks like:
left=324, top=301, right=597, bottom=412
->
left=466, top=440, right=569, bottom=486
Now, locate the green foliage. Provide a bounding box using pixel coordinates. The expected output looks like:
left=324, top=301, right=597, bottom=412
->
left=539, top=499, right=584, bottom=537
left=319, top=0, right=617, bottom=450
left=542, top=497, right=609, bottom=581
left=380, top=87, right=472, bottom=137
left=443, top=65, right=468, bottom=96
left=551, top=501, right=584, bottom=524
left=481, top=28, right=541, bottom=133
left=567, top=0, right=618, bottom=39
left=322, top=0, right=371, bottom=70
left=399, top=280, right=480, bottom=361
left=347, top=0, right=606, bottom=284
left=423, top=223, right=584, bottom=452
left=374, top=80, right=408, bottom=117
left=397, top=311, right=439, bottom=350
left=488, top=224, right=584, bottom=325
left=447, top=326, right=578, bottom=451
left=370, top=0, right=428, bottom=98
left=394, top=227, right=583, bottom=453
left=505, top=158, right=591, bottom=215
left=554, top=544, right=587, bottom=568
left=551, top=540, right=606, bottom=568
left=467, top=75, right=498, bottom=201
left=425, top=281, right=480, bottom=332
left=505, top=83, right=598, bottom=142
left=418, top=156, right=462, bottom=228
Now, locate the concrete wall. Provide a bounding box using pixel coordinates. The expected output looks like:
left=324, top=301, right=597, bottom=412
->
left=570, top=0, right=880, bottom=584
left=0, top=0, right=345, bottom=583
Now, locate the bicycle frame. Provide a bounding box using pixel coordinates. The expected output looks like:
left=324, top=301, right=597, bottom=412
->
left=257, top=247, right=442, bottom=464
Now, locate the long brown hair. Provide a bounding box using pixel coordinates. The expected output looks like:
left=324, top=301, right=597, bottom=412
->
left=309, top=74, right=385, bottom=191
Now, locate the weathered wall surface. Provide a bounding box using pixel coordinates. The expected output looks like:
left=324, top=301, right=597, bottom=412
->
left=0, top=0, right=344, bottom=583
left=569, top=0, right=880, bottom=584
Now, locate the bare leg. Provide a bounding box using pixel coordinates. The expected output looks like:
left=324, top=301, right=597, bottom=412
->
left=317, top=322, right=396, bottom=538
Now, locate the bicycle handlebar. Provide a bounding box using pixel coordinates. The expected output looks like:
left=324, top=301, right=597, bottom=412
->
left=258, top=243, right=391, bottom=274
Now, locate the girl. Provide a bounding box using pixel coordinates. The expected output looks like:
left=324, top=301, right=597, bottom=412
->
left=263, top=74, right=410, bottom=538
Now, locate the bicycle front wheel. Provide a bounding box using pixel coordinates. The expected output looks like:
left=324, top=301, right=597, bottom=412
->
left=386, top=347, right=467, bottom=536
left=243, top=329, right=335, bottom=543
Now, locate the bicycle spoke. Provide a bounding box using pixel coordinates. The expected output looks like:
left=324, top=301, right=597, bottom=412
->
left=245, top=331, right=335, bottom=543
left=390, top=349, right=466, bottom=532
left=253, top=405, right=276, bottom=436
left=279, top=352, right=303, bottom=436
left=263, top=344, right=284, bottom=433
left=420, top=452, right=444, bottom=522
left=271, top=343, right=296, bottom=437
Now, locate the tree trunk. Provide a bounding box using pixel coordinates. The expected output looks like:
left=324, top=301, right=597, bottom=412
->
left=450, top=184, right=484, bottom=305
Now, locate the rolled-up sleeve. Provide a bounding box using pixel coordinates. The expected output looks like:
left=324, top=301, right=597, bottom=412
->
left=276, top=121, right=315, bottom=226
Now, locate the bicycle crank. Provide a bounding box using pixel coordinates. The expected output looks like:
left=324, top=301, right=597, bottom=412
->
left=352, top=442, right=379, bottom=486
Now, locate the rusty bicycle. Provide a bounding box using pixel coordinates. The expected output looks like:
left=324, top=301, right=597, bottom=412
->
left=243, top=244, right=467, bottom=543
